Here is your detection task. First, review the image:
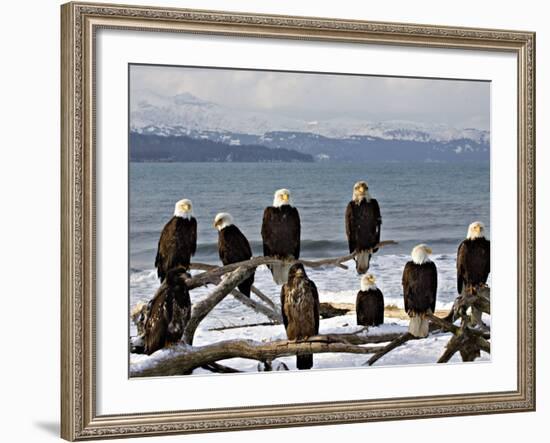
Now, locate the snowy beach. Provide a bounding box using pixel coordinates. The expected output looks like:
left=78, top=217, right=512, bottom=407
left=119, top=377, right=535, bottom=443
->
left=130, top=264, right=490, bottom=376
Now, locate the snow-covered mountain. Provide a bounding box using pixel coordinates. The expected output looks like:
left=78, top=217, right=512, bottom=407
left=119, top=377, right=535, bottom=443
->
left=130, top=90, right=490, bottom=145
left=131, top=90, right=304, bottom=138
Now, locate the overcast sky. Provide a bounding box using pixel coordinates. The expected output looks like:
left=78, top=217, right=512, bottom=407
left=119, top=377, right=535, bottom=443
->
left=130, top=64, right=490, bottom=129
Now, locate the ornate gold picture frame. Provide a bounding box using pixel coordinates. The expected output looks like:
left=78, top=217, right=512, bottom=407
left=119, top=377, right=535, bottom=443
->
left=61, top=2, right=535, bottom=440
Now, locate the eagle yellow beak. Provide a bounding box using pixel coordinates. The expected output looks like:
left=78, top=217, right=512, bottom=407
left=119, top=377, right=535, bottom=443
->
left=282, top=194, right=289, bottom=201
left=425, top=247, right=433, bottom=254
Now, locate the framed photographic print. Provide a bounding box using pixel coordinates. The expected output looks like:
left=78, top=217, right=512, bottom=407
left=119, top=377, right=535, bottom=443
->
left=61, top=1, right=536, bottom=440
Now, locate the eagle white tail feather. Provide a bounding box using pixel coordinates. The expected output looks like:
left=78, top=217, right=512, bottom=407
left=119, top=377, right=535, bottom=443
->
left=355, top=251, right=371, bottom=274
left=408, top=315, right=430, bottom=338
left=270, top=262, right=292, bottom=285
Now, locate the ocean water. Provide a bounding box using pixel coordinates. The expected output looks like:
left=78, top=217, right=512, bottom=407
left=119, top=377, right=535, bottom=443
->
left=129, top=162, right=489, bottom=336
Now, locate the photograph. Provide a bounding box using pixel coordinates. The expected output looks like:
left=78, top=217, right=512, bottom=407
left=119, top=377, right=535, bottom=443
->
left=128, top=64, right=491, bottom=376
left=58, top=2, right=536, bottom=439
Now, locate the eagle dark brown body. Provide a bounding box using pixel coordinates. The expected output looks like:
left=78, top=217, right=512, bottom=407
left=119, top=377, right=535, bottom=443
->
left=262, top=205, right=301, bottom=284
left=402, top=261, right=438, bottom=316
left=262, top=205, right=300, bottom=259
left=356, top=288, right=384, bottom=326
left=345, top=198, right=382, bottom=273
left=143, top=268, right=191, bottom=355
left=218, top=224, right=254, bottom=297
left=155, top=216, right=197, bottom=282
left=402, top=259, right=438, bottom=337
left=456, top=237, right=490, bottom=294
left=280, top=264, right=320, bottom=370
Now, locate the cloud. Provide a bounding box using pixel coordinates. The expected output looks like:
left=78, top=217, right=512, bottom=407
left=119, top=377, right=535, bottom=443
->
left=130, top=64, right=490, bottom=129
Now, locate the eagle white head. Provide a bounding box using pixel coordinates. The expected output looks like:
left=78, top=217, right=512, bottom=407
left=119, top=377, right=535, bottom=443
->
left=213, top=212, right=234, bottom=231
left=411, top=244, right=433, bottom=265
left=467, top=221, right=486, bottom=240
left=273, top=188, right=291, bottom=207
left=353, top=181, right=371, bottom=203
left=360, top=273, right=377, bottom=291
left=174, top=199, right=193, bottom=218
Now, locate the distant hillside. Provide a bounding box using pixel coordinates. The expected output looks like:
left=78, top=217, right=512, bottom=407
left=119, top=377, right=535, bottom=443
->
left=129, top=133, right=314, bottom=163
left=256, top=131, right=489, bottom=162
left=133, top=127, right=489, bottom=163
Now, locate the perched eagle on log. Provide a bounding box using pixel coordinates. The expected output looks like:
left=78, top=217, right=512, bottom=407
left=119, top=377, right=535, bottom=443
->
left=281, top=263, right=320, bottom=370
left=143, top=267, right=191, bottom=355
left=155, top=199, right=197, bottom=282
left=356, top=273, right=384, bottom=327
left=261, top=189, right=301, bottom=284
left=214, top=212, right=254, bottom=297
left=345, top=181, right=382, bottom=274
left=457, top=221, right=490, bottom=295
left=402, top=244, right=438, bottom=338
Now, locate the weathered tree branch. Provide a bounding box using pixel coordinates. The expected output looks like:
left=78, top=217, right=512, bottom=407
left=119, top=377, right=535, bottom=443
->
left=187, top=265, right=280, bottom=323
left=437, top=330, right=491, bottom=363
left=298, top=253, right=356, bottom=270
left=185, top=256, right=278, bottom=289
left=299, top=240, right=397, bottom=270
left=426, top=313, right=460, bottom=334
left=329, top=332, right=403, bottom=345
left=365, top=332, right=416, bottom=366
left=201, top=362, right=242, bottom=373
left=250, top=286, right=277, bottom=309
left=208, top=321, right=277, bottom=331
left=230, top=289, right=282, bottom=324
left=131, top=334, right=392, bottom=377
left=178, top=241, right=399, bottom=338
left=185, top=240, right=397, bottom=289
left=191, top=262, right=276, bottom=309
left=427, top=284, right=491, bottom=363
left=365, top=306, right=492, bottom=366
left=183, top=266, right=254, bottom=344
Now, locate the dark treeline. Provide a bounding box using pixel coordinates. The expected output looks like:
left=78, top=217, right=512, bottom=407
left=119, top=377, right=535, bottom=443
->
left=130, top=133, right=314, bottom=163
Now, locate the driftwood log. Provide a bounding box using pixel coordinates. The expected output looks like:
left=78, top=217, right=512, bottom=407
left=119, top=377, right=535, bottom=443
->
left=208, top=321, right=277, bottom=331
left=365, top=332, right=416, bottom=366
left=188, top=264, right=281, bottom=324
left=183, top=266, right=254, bottom=344
left=365, top=285, right=491, bottom=366
left=230, top=289, right=283, bottom=323
left=431, top=285, right=491, bottom=362
left=185, top=240, right=397, bottom=289
left=191, top=262, right=276, bottom=309
left=179, top=241, right=398, bottom=343
left=131, top=332, right=401, bottom=377
left=134, top=239, right=505, bottom=374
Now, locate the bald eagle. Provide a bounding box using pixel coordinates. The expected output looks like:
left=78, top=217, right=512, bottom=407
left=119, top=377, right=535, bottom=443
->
left=457, top=221, right=490, bottom=295
left=143, top=267, right=191, bottom=355
left=402, top=244, right=438, bottom=338
left=214, top=212, right=255, bottom=297
left=261, top=189, right=301, bottom=284
left=155, top=199, right=197, bottom=282
left=356, top=273, right=384, bottom=327
left=281, top=263, right=320, bottom=370
left=345, top=181, right=382, bottom=274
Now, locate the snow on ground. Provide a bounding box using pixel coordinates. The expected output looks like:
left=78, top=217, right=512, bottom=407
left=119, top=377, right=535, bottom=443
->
left=130, top=311, right=490, bottom=376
